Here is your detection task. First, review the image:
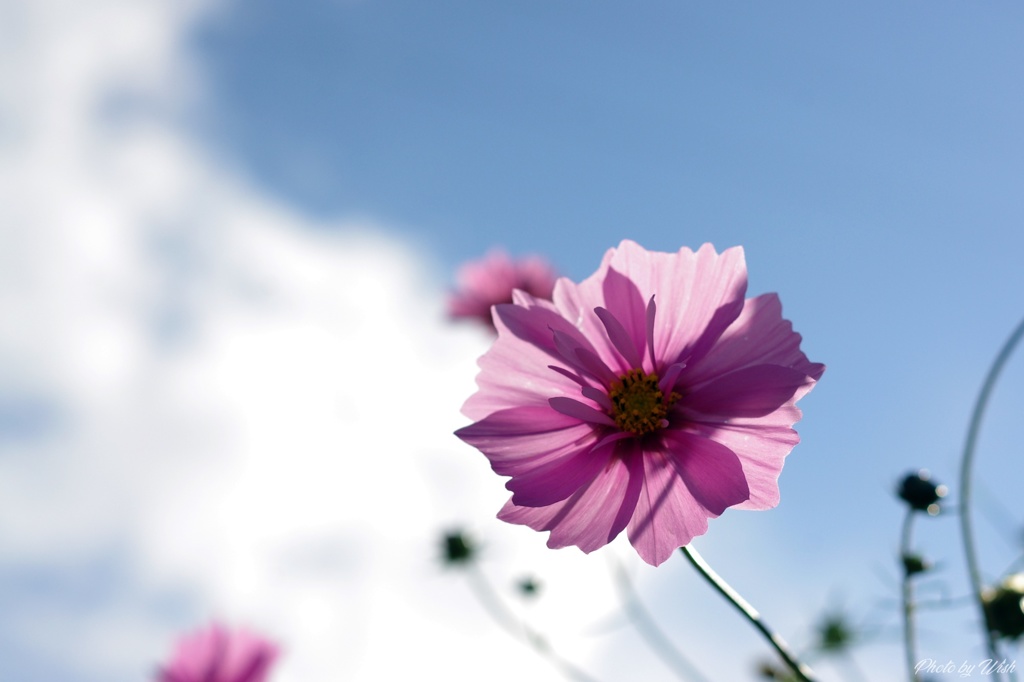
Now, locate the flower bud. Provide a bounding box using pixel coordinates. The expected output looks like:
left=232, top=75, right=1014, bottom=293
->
left=983, top=573, right=1024, bottom=640
left=441, top=530, right=475, bottom=566
left=816, top=613, right=854, bottom=652
left=897, top=470, right=947, bottom=515
left=902, top=552, right=931, bottom=577
left=517, top=576, right=540, bottom=597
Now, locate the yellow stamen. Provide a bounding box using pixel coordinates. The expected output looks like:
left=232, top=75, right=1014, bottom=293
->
left=608, top=369, right=680, bottom=437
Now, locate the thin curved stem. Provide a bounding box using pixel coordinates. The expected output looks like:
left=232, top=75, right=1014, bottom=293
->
left=464, top=565, right=604, bottom=682
left=959, top=315, right=1024, bottom=679
left=838, top=649, right=870, bottom=682
left=680, top=545, right=817, bottom=682
left=610, top=558, right=713, bottom=682
left=900, top=509, right=920, bottom=682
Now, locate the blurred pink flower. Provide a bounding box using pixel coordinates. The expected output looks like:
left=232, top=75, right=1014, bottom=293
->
left=448, top=249, right=558, bottom=328
left=157, top=623, right=279, bottom=682
left=456, top=240, right=824, bottom=566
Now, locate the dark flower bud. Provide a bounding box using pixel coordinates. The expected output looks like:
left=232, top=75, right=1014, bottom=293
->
left=897, top=470, right=947, bottom=515
left=816, top=613, right=854, bottom=652
left=983, top=574, right=1024, bottom=640
left=517, top=576, right=540, bottom=597
left=441, top=530, right=475, bottom=566
left=902, top=552, right=931, bottom=577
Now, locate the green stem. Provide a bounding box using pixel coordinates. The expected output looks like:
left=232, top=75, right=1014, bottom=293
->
left=958, top=315, right=1024, bottom=681
left=680, top=545, right=817, bottom=682
left=611, top=558, right=713, bottom=682
left=900, top=509, right=920, bottom=682
left=839, top=649, right=870, bottom=682
left=464, top=565, right=604, bottom=682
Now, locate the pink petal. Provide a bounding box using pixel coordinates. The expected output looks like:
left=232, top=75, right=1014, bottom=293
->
left=596, top=241, right=749, bottom=369
left=496, top=295, right=592, bottom=364
left=499, top=449, right=643, bottom=553
left=448, top=250, right=558, bottom=326
left=595, top=305, right=643, bottom=369
left=685, top=364, right=814, bottom=418
left=592, top=430, right=635, bottom=450
left=158, top=623, right=279, bottom=682
left=456, top=406, right=595, bottom=477
left=658, top=361, right=686, bottom=394
left=684, top=293, right=825, bottom=388
left=599, top=268, right=649, bottom=367
left=661, top=430, right=750, bottom=514
left=685, top=419, right=801, bottom=510
left=547, top=364, right=588, bottom=388
left=627, top=448, right=716, bottom=566
left=580, top=385, right=613, bottom=411
left=573, top=346, right=619, bottom=386
left=645, top=295, right=658, bottom=367
left=463, top=296, right=587, bottom=420
left=505, top=439, right=611, bottom=506
left=550, top=266, right=627, bottom=373
left=551, top=329, right=617, bottom=385
left=548, top=396, right=616, bottom=426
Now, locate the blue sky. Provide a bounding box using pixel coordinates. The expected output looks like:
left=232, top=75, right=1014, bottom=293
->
left=3, top=1, right=1024, bottom=680
left=190, top=1, right=1024, bottom=268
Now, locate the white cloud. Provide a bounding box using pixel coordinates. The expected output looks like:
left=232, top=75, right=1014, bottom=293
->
left=0, top=2, right=642, bottom=681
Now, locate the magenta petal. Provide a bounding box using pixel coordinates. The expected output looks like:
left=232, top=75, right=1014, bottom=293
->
left=686, top=364, right=814, bottom=418
left=662, top=431, right=750, bottom=514
left=627, top=449, right=712, bottom=566
left=667, top=244, right=748, bottom=366
left=581, top=385, right=613, bottom=411
left=595, top=305, right=643, bottom=369
left=494, top=301, right=562, bottom=356
left=506, top=440, right=610, bottom=506
left=457, top=405, right=580, bottom=441
left=658, top=361, right=686, bottom=394
left=456, top=406, right=595, bottom=477
left=685, top=293, right=825, bottom=386
left=592, top=430, right=634, bottom=450
left=573, top=347, right=618, bottom=386
left=645, top=295, right=657, bottom=368
left=600, top=267, right=649, bottom=361
left=499, top=450, right=643, bottom=553
left=463, top=300, right=588, bottom=420
left=548, top=364, right=588, bottom=387
left=158, top=623, right=279, bottom=682
left=548, top=396, right=616, bottom=426
left=493, top=292, right=598, bottom=366
left=448, top=250, right=558, bottom=327
left=686, top=420, right=800, bottom=510
left=599, top=241, right=749, bottom=367
left=680, top=294, right=747, bottom=367
left=551, top=329, right=618, bottom=385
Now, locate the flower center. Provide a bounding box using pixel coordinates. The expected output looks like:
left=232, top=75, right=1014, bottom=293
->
left=608, top=369, right=680, bottom=437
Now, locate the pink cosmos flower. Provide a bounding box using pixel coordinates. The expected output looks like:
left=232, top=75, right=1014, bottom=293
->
left=448, top=249, right=558, bottom=328
left=456, top=240, right=824, bottom=566
left=157, top=622, right=279, bottom=682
